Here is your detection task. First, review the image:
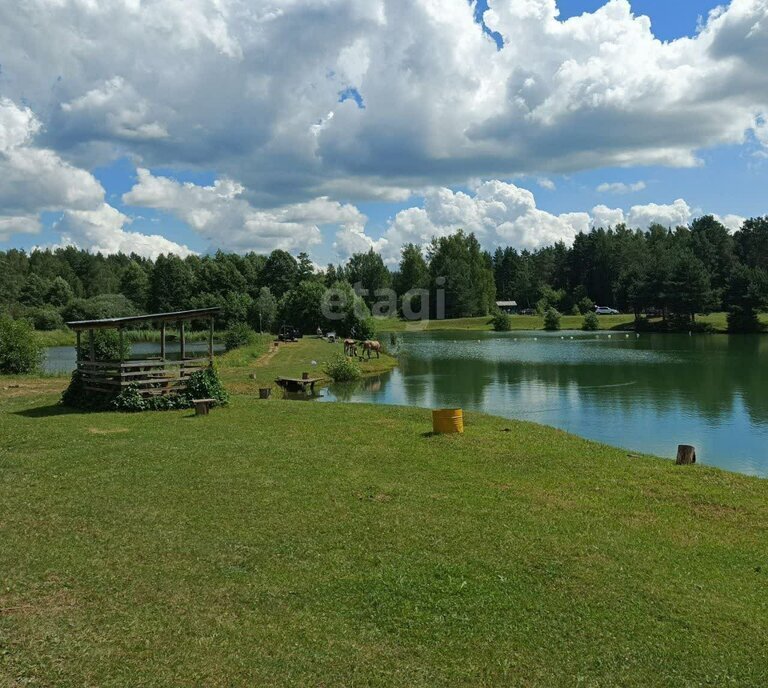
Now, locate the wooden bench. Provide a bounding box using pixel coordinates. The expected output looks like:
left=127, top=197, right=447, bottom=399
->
left=192, top=398, right=216, bottom=416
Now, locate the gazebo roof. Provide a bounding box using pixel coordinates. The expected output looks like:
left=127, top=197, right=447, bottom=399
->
left=66, top=307, right=221, bottom=331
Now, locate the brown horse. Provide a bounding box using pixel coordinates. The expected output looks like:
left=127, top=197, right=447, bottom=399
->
left=362, top=340, right=382, bottom=359
left=344, top=338, right=358, bottom=357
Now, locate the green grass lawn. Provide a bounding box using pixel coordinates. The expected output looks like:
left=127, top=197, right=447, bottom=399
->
left=1, top=391, right=767, bottom=686
left=2, top=339, right=768, bottom=686
left=375, top=312, right=768, bottom=333
left=219, top=335, right=397, bottom=394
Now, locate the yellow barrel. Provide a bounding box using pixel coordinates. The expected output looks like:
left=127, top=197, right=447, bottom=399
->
left=432, top=408, right=464, bottom=434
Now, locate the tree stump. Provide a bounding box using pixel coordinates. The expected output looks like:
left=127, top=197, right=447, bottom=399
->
left=676, top=445, right=697, bottom=465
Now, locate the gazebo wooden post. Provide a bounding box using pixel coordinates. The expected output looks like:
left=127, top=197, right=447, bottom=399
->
left=118, top=327, right=125, bottom=362
left=75, top=330, right=82, bottom=362
left=160, top=322, right=166, bottom=361
left=88, top=329, right=96, bottom=362
left=208, top=316, right=214, bottom=365
left=180, top=321, right=186, bottom=360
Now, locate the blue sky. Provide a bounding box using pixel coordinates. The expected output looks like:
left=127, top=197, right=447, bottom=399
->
left=0, top=0, right=766, bottom=264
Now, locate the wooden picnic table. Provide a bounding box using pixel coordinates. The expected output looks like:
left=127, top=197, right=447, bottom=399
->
left=275, top=376, right=324, bottom=393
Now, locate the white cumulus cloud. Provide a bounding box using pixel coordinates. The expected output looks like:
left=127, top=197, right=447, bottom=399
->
left=123, top=168, right=368, bottom=254
left=0, top=0, right=765, bottom=205
left=56, top=204, right=195, bottom=259
left=597, top=181, right=647, bottom=194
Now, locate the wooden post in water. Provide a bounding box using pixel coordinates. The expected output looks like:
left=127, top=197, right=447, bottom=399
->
left=676, top=445, right=697, bottom=465
left=180, top=321, right=186, bottom=361
left=160, top=322, right=166, bottom=361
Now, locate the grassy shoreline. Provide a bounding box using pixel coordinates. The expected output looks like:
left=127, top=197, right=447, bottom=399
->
left=376, top=311, right=768, bottom=333
left=219, top=334, right=398, bottom=394
left=2, top=338, right=767, bottom=684
left=1, top=383, right=767, bottom=685
left=33, top=311, right=768, bottom=348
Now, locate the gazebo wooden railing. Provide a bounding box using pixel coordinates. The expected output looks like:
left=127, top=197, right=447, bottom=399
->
left=66, top=308, right=221, bottom=398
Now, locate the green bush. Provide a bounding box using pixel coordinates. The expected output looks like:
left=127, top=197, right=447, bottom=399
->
left=324, top=353, right=362, bottom=382
left=28, top=307, right=65, bottom=331
left=185, top=367, right=229, bottom=406
left=727, top=307, right=764, bottom=333
left=224, top=322, right=254, bottom=351
left=491, top=312, right=512, bottom=331
left=355, top=316, right=377, bottom=341
left=577, top=297, right=595, bottom=315
left=110, top=385, right=148, bottom=412
left=64, top=366, right=229, bottom=412
left=0, top=316, right=43, bottom=374
left=582, top=312, right=599, bottom=331
left=77, top=330, right=131, bottom=361
left=543, top=307, right=561, bottom=331
left=62, top=294, right=137, bottom=323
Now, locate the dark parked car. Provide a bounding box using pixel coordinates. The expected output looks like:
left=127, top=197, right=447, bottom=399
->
left=519, top=308, right=536, bottom=315
left=278, top=324, right=302, bottom=341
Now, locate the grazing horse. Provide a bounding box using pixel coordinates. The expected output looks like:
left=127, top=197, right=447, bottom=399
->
left=344, top=338, right=358, bottom=357
left=362, top=340, right=382, bottom=359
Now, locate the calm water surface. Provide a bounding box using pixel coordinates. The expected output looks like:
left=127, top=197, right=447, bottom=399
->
left=322, top=331, right=768, bottom=477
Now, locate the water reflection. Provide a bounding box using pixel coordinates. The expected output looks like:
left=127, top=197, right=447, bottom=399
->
left=322, top=331, right=768, bottom=477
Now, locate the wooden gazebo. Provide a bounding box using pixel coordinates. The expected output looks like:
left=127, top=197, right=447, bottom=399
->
left=66, top=307, right=221, bottom=398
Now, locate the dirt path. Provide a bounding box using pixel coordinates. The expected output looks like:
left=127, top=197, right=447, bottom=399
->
left=253, top=344, right=281, bottom=368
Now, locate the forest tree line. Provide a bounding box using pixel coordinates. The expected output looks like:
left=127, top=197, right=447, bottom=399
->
left=1, top=214, right=767, bottom=333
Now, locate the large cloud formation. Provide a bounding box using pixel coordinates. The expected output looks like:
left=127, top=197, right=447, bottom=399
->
left=0, top=99, right=193, bottom=256
left=0, top=0, right=765, bottom=255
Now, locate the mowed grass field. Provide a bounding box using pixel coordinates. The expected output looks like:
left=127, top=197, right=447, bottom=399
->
left=376, top=312, right=768, bottom=333
left=219, top=334, right=397, bottom=394
left=1, top=339, right=768, bottom=686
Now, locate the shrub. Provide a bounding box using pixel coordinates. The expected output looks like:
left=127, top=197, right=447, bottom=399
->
left=0, top=316, right=43, bottom=374
left=60, top=370, right=89, bottom=409
left=577, top=297, right=595, bottom=315
left=355, top=316, right=377, bottom=341
left=110, top=384, right=148, bottom=412
left=64, top=366, right=229, bottom=412
left=727, top=307, right=764, bottom=333
left=28, top=307, right=64, bottom=331
left=77, top=330, right=130, bottom=361
left=491, top=312, right=512, bottom=332
left=324, top=353, right=362, bottom=382
left=184, top=367, right=229, bottom=406
left=224, top=322, right=254, bottom=351
left=543, top=307, right=561, bottom=331
left=582, top=312, right=599, bottom=331
left=62, top=294, right=137, bottom=322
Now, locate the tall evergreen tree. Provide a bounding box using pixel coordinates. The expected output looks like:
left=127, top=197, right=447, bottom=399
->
left=148, top=255, right=194, bottom=312
left=119, top=262, right=149, bottom=310
left=260, top=250, right=299, bottom=298
left=346, top=249, right=392, bottom=307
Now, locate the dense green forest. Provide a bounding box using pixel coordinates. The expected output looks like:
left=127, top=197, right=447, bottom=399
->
left=1, top=215, right=767, bottom=334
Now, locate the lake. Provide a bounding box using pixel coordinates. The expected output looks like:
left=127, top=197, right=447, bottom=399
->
left=43, top=341, right=225, bottom=374
left=322, top=331, right=768, bottom=477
